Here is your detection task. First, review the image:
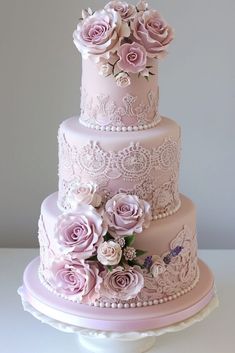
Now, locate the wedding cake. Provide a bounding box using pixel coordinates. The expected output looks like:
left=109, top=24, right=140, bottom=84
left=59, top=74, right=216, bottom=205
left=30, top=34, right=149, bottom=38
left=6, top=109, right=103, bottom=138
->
left=38, top=1, right=200, bottom=311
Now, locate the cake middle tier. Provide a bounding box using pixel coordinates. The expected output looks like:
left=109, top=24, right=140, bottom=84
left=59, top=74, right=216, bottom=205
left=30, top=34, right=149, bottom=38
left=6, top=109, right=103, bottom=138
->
left=58, top=116, right=181, bottom=218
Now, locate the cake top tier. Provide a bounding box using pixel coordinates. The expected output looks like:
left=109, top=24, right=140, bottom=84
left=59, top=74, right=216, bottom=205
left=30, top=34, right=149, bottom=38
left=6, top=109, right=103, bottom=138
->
left=73, top=1, right=174, bottom=132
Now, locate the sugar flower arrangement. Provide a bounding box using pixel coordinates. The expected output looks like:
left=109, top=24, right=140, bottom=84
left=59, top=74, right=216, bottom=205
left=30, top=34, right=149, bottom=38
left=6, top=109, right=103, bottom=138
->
left=45, top=182, right=161, bottom=304
left=73, top=1, right=174, bottom=87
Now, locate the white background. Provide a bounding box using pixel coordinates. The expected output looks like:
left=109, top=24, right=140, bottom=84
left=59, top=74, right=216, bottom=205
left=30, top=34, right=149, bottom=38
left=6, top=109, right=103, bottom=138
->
left=0, top=0, right=234, bottom=248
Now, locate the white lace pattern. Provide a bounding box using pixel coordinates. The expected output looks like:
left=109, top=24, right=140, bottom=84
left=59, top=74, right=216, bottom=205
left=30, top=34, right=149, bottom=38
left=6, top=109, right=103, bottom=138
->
left=58, top=131, right=181, bottom=217
left=80, top=88, right=159, bottom=129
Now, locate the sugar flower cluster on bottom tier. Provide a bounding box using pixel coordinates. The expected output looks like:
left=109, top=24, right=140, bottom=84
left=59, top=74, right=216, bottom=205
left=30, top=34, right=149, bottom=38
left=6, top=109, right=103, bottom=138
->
left=43, top=185, right=156, bottom=304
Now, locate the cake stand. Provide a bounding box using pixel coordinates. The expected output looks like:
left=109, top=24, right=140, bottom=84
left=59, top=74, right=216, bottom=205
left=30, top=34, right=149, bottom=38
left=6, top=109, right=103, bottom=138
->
left=18, top=257, right=218, bottom=353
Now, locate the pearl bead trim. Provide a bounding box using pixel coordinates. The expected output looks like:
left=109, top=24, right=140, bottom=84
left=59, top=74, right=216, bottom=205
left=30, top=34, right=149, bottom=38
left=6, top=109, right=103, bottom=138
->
left=92, top=277, right=198, bottom=309
left=38, top=266, right=199, bottom=309
left=80, top=113, right=161, bottom=132
left=153, top=200, right=181, bottom=221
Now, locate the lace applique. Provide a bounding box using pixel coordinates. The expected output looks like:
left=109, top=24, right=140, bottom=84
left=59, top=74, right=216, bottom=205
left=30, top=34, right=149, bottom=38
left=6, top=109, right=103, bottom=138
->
left=140, top=225, right=199, bottom=300
left=58, top=131, right=181, bottom=217
left=97, top=225, right=199, bottom=306
left=38, top=215, right=55, bottom=273
left=80, top=88, right=158, bottom=128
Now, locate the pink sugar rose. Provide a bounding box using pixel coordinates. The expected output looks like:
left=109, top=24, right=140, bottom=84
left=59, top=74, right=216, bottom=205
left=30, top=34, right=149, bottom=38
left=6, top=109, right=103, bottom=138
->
left=105, top=1, right=136, bottom=22
left=105, top=193, right=151, bottom=237
left=55, top=204, right=107, bottom=259
left=73, top=9, right=130, bottom=63
left=101, top=266, right=144, bottom=300
left=48, top=258, right=102, bottom=304
left=131, top=10, right=174, bottom=59
left=117, top=42, right=147, bottom=73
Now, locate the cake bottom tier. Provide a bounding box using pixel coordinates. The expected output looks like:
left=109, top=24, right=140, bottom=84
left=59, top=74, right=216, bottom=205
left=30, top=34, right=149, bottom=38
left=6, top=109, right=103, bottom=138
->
left=38, top=193, right=199, bottom=309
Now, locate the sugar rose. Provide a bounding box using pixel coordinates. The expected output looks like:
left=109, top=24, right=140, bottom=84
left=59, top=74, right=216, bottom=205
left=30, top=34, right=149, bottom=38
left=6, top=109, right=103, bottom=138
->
left=131, top=10, right=174, bottom=58
left=150, top=255, right=166, bottom=278
left=97, top=241, right=122, bottom=266
left=48, top=259, right=102, bottom=304
left=73, top=8, right=130, bottom=62
left=105, top=193, right=151, bottom=237
left=117, top=42, right=147, bottom=73
left=101, top=266, right=144, bottom=300
left=105, top=1, right=136, bottom=21
left=67, top=182, right=102, bottom=210
left=55, top=204, right=107, bottom=259
left=115, top=71, right=131, bottom=87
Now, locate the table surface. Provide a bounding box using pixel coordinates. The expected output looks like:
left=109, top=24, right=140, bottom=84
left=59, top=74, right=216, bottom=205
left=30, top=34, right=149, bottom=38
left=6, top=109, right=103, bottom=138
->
left=1, top=249, right=234, bottom=353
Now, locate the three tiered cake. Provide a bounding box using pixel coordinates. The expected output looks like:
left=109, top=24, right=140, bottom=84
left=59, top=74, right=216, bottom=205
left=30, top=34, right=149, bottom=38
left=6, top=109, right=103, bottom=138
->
left=38, top=0, right=199, bottom=309
left=20, top=2, right=216, bottom=338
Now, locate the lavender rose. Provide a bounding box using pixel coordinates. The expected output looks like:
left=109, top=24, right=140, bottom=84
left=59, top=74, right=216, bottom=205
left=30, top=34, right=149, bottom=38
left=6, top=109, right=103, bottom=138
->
left=131, top=10, right=174, bottom=58
left=67, top=182, right=102, bottom=210
left=117, top=42, right=147, bottom=73
left=150, top=255, right=166, bottom=278
left=97, top=241, right=122, bottom=266
left=73, top=9, right=130, bottom=62
left=101, top=266, right=144, bottom=300
left=105, top=1, right=136, bottom=21
left=55, top=204, right=107, bottom=259
left=105, top=193, right=151, bottom=237
left=48, top=259, right=102, bottom=304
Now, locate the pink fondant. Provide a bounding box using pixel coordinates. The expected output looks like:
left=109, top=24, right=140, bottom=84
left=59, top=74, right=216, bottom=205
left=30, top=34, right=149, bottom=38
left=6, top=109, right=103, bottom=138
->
left=134, top=195, right=196, bottom=254
left=80, top=57, right=158, bottom=128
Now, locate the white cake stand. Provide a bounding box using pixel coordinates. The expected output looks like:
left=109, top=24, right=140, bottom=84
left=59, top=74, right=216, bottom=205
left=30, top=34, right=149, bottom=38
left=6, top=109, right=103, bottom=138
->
left=18, top=258, right=218, bottom=353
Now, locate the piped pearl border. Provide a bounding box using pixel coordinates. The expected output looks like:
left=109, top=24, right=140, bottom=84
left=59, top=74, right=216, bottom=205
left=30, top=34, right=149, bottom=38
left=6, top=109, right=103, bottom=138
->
left=152, top=200, right=181, bottom=221
left=80, top=113, right=161, bottom=132
left=38, top=265, right=200, bottom=309
left=93, top=277, right=199, bottom=309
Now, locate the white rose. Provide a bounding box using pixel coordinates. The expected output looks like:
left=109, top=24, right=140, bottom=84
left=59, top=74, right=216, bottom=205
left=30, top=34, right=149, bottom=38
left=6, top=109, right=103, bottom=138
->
left=97, top=241, right=122, bottom=266
left=115, top=72, right=131, bottom=88
left=67, top=182, right=102, bottom=210
left=150, top=255, right=166, bottom=278
left=98, top=63, right=113, bottom=77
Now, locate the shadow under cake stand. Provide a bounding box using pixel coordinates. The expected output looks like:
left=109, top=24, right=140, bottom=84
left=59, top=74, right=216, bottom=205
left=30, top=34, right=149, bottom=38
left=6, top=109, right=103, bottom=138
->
left=18, top=257, right=218, bottom=353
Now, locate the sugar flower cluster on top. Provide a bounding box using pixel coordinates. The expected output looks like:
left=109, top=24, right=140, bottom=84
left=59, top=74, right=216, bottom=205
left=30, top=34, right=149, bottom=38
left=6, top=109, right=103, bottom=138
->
left=73, top=1, right=174, bottom=87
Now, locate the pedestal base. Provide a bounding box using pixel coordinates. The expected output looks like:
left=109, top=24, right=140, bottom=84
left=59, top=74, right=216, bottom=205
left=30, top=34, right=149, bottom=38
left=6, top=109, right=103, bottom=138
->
left=77, top=333, right=156, bottom=353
